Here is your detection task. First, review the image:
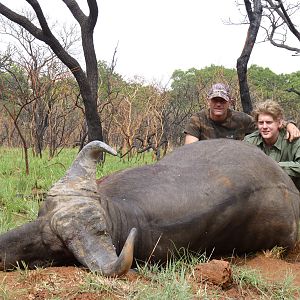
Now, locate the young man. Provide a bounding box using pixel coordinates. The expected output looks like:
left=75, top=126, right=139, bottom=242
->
left=244, top=100, right=300, bottom=190
left=184, top=83, right=300, bottom=144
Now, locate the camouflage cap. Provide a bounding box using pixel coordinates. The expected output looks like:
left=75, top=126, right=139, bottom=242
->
left=208, top=83, right=230, bottom=101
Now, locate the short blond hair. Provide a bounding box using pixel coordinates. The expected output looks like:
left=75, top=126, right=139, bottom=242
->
left=253, top=100, right=284, bottom=122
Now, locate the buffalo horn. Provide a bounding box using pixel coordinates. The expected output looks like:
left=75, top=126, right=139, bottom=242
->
left=60, top=225, right=137, bottom=277
left=48, top=141, right=117, bottom=197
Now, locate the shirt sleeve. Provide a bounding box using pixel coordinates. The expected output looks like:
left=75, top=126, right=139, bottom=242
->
left=243, top=135, right=252, bottom=143
left=243, top=131, right=259, bottom=144
left=247, top=116, right=257, bottom=134
left=278, top=145, right=300, bottom=178
left=284, top=119, right=297, bottom=127
left=184, top=114, right=201, bottom=139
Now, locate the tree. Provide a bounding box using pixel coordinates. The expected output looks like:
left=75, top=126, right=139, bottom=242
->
left=0, top=13, right=75, bottom=157
left=237, top=0, right=263, bottom=114
left=236, top=0, right=300, bottom=113
left=0, top=0, right=103, bottom=143
left=0, top=59, right=33, bottom=174
left=262, top=0, right=300, bottom=55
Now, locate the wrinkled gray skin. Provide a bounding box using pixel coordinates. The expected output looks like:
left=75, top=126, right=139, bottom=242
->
left=0, top=139, right=299, bottom=276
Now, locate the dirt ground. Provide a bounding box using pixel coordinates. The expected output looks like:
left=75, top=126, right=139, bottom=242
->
left=1, top=243, right=300, bottom=300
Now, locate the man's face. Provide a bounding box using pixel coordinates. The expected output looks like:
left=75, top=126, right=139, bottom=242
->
left=208, top=97, right=230, bottom=121
left=257, top=113, right=282, bottom=145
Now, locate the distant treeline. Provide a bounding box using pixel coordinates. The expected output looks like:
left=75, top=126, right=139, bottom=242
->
left=1, top=61, right=299, bottom=160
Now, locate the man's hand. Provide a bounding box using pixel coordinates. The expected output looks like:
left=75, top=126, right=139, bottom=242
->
left=286, top=123, right=300, bottom=142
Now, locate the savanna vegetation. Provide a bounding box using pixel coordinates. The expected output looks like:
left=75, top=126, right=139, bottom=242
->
left=0, top=0, right=299, bottom=170
left=1, top=61, right=300, bottom=297
left=1, top=58, right=300, bottom=168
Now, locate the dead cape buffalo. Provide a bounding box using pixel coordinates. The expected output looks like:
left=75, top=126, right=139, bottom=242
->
left=0, top=139, right=299, bottom=276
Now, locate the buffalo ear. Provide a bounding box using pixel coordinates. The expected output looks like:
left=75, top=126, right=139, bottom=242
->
left=0, top=220, right=48, bottom=270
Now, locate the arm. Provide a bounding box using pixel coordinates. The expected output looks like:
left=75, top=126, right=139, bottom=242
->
left=184, top=113, right=201, bottom=144
left=278, top=143, right=300, bottom=178
left=285, top=123, right=300, bottom=142
left=184, top=134, right=199, bottom=145
left=278, top=142, right=300, bottom=190
left=278, top=160, right=300, bottom=178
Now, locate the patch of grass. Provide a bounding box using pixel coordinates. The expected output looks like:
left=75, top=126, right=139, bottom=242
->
left=273, top=273, right=300, bottom=300
left=0, top=209, right=16, bottom=233
left=79, top=272, right=118, bottom=294
left=0, top=146, right=154, bottom=233
left=79, top=250, right=211, bottom=300
left=135, top=272, right=192, bottom=300
left=0, top=147, right=77, bottom=232
left=137, top=247, right=209, bottom=278
left=233, top=267, right=269, bottom=297
left=233, top=266, right=300, bottom=299
left=78, top=271, right=141, bottom=299
left=15, top=261, right=31, bottom=281
left=263, top=246, right=286, bottom=259
left=134, top=250, right=209, bottom=300
left=0, top=279, right=9, bottom=300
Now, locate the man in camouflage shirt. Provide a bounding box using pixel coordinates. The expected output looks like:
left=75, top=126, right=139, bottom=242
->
left=184, top=83, right=300, bottom=144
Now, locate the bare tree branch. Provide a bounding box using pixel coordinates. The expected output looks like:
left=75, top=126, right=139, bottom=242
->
left=0, top=1, right=103, bottom=143
left=263, top=0, right=300, bottom=55
left=273, top=0, right=300, bottom=40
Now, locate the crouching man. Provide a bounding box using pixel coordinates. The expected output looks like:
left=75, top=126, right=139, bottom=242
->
left=244, top=100, right=300, bottom=191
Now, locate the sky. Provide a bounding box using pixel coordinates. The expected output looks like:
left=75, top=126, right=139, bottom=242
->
left=0, top=0, right=299, bottom=84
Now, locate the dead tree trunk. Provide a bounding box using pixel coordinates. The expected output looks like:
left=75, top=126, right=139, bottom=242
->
left=237, top=0, right=262, bottom=114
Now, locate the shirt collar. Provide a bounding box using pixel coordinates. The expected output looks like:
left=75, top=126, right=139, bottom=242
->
left=272, top=130, right=285, bottom=150
left=258, top=129, right=285, bottom=150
